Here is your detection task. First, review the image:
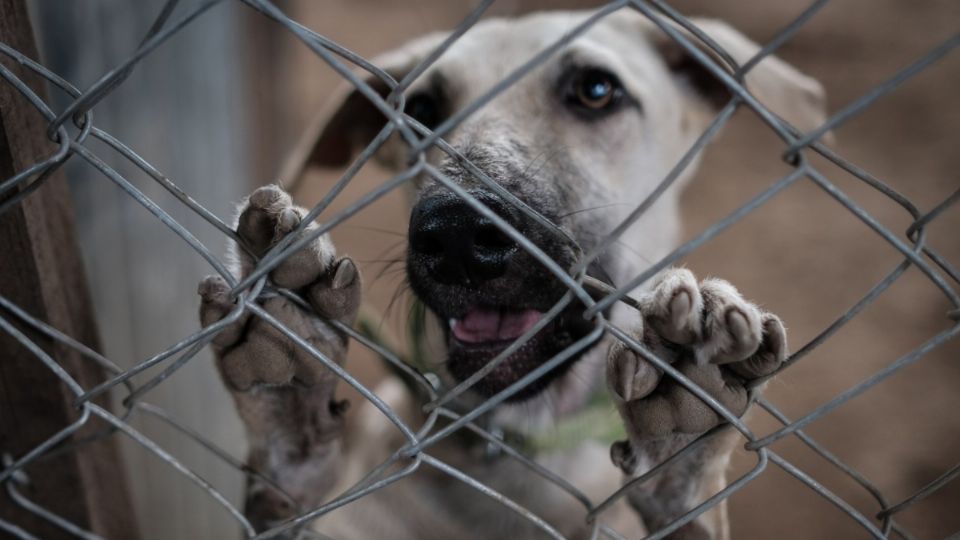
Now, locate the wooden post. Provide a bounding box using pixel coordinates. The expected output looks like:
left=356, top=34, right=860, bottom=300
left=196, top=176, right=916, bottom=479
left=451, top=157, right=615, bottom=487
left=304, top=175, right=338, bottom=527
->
left=0, top=0, right=139, bottom=538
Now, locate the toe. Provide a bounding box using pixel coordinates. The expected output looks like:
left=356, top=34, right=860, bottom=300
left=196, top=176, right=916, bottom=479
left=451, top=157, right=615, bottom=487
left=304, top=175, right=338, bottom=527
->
left=249, top=185, right=291, bottom=211
left=644, top=268, right=703, bottom=345
left=307, top=257, right=362, bottom=323
left=278, top=207, right=301, bottom=234
left=237, top=185, right=296, bottom=256
left=198, top=275, right=231, bottom=303
left=199, top=275, right=240, bottom=334
left=607, top=340, right=662, bottom=402
left=268, top=232, right=334, bottom=290
left=728, top=313, right=787, bottom=380
left=697, top=279, right=763, bottom=365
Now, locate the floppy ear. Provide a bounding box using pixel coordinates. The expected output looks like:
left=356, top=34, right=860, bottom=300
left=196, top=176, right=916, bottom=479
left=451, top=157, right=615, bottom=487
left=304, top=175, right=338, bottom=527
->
left=279, top=32, right=448, bottom=185
left=652, top=17, right=828, bottom=136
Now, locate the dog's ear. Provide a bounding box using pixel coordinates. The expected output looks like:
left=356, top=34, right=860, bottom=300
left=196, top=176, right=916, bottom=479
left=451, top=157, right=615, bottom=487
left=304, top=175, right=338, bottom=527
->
left=651, top=17, right=828, bottom=135
left=280, top=32, right=448, bottom=183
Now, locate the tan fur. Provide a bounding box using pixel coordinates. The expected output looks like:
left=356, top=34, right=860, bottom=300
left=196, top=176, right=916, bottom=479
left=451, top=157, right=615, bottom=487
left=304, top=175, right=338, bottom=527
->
left=199, top=9, right=822, bottom=539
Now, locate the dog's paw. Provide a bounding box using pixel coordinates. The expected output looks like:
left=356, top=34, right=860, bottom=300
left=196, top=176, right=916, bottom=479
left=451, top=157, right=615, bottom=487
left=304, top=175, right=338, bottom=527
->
left=607, top=268, right=786, bottom=441
left=237, top=184, right=336, bottom=290
left=198, top=185, right=362, bottom=391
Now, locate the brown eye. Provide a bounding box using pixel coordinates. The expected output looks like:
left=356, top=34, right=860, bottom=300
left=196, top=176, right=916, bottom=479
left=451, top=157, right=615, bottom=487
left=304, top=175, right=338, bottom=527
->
left=573, top=68, right=622, bottom=110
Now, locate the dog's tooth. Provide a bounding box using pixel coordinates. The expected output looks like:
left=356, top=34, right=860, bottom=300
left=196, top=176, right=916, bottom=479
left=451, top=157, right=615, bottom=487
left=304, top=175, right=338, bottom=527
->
left=449, top=318, right=457, bottom=329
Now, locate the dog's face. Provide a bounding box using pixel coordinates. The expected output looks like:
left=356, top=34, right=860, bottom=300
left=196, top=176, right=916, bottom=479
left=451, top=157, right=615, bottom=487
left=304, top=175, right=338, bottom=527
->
left=297, top=10, right=826, bottom=400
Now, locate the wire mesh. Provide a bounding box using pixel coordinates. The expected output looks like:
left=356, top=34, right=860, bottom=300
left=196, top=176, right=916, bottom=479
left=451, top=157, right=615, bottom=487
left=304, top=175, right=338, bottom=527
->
left=1, top=0, right=958, bottom=539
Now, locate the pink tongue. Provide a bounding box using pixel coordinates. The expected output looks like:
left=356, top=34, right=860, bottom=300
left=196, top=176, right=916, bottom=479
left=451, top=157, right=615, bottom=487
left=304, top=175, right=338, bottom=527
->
left=451, top=308, right=544, bottom=343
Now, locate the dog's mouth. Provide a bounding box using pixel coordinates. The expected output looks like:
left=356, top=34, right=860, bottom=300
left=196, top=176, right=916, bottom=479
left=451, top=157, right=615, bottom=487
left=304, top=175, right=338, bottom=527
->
left=443, top=303, right=597, bottom=402
left=406, top=190, right=609, bottom=402
left=449, top=307, right=543, bottom=344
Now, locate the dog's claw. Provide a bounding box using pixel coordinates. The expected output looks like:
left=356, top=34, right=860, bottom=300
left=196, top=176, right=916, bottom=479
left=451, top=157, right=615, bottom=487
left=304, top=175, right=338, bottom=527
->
left=332, top=257, right=357, bottom=290
left=309, top=257, right=362, bottom=324
left=607, top=337, right=662, bottom=402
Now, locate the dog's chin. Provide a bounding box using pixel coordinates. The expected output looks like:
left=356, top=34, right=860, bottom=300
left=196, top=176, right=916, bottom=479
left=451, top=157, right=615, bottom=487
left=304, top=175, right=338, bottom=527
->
left=444, top=306, right=597, bottom=402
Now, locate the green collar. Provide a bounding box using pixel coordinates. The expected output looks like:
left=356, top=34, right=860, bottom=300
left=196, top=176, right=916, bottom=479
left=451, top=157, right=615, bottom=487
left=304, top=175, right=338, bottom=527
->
left=507, top=386, right=625, bottom=455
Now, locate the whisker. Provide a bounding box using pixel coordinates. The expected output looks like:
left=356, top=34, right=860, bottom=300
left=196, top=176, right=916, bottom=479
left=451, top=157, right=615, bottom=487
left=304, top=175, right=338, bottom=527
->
left=526, top=146, right=564, bottom=181
left=384, top=280, right=413, bottom=321
left=361, top=258, right=406, bottom=265
left=369, top=267, right=407, bottom=288
left=577, top=230, right=654, bottom=266
left=520, top=148, right=551, bottom=178
left=556, top=203, right=632, bottom=220
left=342, top=225, right=408, bottom=237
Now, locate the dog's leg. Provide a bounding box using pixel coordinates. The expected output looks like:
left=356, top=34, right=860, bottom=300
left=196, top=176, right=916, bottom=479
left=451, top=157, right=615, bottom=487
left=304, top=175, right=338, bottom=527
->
left=607, top=268, right=786, bottom=539
left=198, top=186, right=361, bottom=534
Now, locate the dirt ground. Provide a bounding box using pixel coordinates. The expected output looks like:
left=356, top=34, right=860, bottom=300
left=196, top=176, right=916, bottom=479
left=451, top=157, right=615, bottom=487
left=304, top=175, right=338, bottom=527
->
left=250, top=1, right=959, bottom=537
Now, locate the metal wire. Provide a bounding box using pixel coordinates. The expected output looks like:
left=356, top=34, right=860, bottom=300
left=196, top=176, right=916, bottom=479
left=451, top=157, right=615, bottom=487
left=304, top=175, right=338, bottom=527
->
left=1, top=0, right=957, bottom=538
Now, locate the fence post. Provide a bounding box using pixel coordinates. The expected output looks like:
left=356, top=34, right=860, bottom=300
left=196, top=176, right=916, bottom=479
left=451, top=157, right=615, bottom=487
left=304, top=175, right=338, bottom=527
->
left=0, top=0, right=139, bottom=538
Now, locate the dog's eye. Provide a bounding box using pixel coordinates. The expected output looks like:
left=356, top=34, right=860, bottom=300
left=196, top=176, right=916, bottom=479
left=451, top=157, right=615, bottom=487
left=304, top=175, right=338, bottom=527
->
left=405, top=92, right=442, bottom=130
left=566, top=68, right=625, bottom=115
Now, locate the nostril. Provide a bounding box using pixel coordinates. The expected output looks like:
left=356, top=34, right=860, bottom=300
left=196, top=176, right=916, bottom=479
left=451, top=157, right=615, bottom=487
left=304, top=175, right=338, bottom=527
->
left=412, top=229, right=444, bottom=256
left=474, top=223, right=515, bottom=252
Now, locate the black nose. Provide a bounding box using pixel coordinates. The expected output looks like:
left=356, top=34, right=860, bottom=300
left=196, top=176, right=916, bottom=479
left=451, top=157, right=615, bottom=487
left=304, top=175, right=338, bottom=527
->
left=409, top=193, right=520, bottom=286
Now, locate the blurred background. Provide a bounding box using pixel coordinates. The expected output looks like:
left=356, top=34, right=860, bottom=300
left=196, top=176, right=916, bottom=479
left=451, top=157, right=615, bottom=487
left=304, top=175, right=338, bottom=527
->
left=23, top=0, right=959, bottom=538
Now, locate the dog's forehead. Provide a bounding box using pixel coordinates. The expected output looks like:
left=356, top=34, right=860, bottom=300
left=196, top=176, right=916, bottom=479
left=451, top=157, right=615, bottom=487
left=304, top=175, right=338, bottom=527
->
left=410, top=11, right=662, bottom=97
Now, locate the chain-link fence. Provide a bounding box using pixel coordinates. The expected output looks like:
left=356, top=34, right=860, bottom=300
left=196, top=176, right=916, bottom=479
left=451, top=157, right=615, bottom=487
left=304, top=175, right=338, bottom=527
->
left=1, top=0, right=958, bottom=539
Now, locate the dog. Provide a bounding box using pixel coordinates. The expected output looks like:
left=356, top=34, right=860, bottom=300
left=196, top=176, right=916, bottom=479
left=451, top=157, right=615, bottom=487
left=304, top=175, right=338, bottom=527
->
left=197, top=9, right=825, bottom=539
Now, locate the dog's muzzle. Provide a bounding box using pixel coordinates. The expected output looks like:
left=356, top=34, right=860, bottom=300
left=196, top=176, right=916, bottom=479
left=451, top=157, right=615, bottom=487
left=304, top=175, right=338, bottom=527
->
left=406, top=191, right=598, bottom=401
